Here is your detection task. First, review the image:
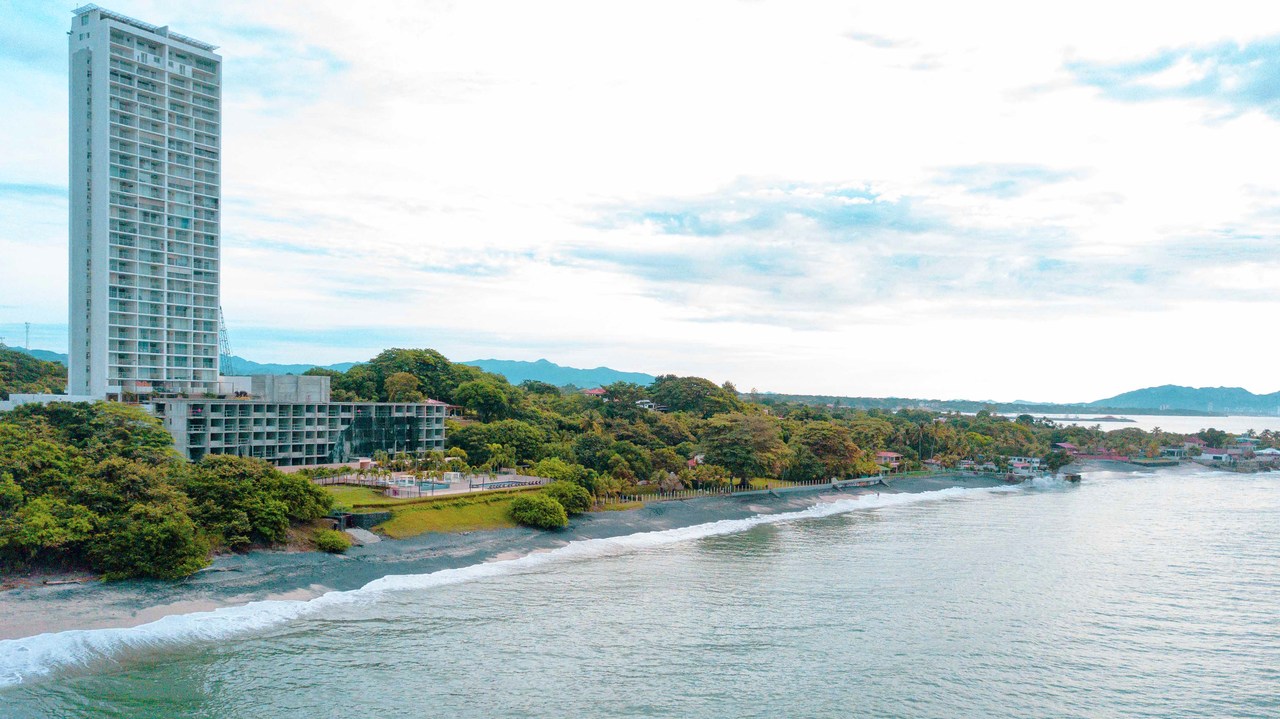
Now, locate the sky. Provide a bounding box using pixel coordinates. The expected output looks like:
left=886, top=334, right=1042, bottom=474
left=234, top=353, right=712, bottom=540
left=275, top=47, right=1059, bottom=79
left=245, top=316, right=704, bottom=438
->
left=2, top=0, right=1279, bottom=403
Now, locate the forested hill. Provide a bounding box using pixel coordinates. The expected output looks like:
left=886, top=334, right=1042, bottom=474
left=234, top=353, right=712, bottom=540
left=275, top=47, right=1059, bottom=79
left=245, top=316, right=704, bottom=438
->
left=0, top=345, right=66, bottom=398
left=228, top=355, right=652, bottom=388
left=219, top=355, right=359, bottom=375
left=459, top=358, right=656, bottom=389
left=5, top=348, right=648, bottom=388
left=1088, top=385, right=1280, bottom=414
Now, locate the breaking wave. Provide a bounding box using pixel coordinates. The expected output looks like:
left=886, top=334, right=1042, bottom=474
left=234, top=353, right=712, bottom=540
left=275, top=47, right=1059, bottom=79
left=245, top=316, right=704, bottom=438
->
left=0, top=482, right=1024, bottom=688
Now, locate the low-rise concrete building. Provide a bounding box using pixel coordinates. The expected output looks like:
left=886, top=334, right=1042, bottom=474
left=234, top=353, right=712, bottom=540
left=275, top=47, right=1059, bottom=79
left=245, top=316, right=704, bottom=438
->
left=154, top=374, right=447, bottom=466
left=0, top=393, right=103, bottom=412
left=1199, top=448, right=1232, bottom=462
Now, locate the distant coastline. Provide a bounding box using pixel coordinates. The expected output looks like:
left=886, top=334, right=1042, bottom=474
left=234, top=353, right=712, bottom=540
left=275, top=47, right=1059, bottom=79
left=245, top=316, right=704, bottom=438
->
left=5, top=345, right=1277, bottom=417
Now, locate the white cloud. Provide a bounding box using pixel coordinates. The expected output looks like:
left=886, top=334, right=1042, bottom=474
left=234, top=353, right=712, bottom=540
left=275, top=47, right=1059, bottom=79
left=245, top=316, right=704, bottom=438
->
left=2, top=0, right=1280, bottom=400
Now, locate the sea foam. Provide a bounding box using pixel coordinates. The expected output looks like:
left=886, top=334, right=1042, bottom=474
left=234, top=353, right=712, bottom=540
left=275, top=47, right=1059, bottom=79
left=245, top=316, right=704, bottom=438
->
left=0, top=482, right=1022, bottom=688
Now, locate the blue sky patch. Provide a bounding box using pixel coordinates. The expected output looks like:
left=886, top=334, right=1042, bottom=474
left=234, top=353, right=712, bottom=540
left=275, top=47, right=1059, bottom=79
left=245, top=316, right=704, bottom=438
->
left=1067, top=38, right=1280, bottom=119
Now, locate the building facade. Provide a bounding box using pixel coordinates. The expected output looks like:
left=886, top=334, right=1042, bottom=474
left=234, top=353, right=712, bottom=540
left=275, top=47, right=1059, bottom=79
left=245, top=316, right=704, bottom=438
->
left=69, top=5, right=222, bottom=399
left=55, top=7, right=451, bottom=468
left=154, top=376, right=449, bottom=466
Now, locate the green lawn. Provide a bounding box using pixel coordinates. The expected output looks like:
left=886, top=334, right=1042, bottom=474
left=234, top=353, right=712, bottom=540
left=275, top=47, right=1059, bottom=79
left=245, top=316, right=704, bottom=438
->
left=376, top=495, right=520, bottom=538
left=325, top=485, right=393, bottom=509
left=322, top=484, right=539, bottom=538
left=747, top=478, right=798, bottom=489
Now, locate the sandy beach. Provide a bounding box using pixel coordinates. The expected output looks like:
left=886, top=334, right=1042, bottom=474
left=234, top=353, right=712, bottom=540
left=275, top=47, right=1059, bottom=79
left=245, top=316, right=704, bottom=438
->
left=0, top=473, right=1009, bottom=640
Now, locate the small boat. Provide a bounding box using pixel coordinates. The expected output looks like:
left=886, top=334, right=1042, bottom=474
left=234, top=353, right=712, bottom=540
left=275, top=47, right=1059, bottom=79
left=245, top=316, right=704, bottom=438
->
left=1063, top=473, right=1081, bottom=483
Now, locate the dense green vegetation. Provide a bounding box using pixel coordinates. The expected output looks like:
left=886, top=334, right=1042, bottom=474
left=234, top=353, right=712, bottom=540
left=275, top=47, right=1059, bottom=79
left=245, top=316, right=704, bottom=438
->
left=317, top=485, right=537, bottom=537
left=5, top=345, right=1277, bottom=571
left=541, top=480, right=592, bottom=515
left=508, top=493, right=569, bottom=529
left=312, top=528, right=352, bottom=553
left=306, top=350, right=1280, bottom=517
left=0, top=346, right=66, bottom=398
left=0, top=402, right=332, bottom=579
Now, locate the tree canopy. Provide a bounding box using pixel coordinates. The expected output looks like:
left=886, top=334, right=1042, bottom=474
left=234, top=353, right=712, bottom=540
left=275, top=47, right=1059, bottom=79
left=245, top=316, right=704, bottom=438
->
left=0, top=403, right=332, bottom=580
left=0, top=346, right=67, bottom=399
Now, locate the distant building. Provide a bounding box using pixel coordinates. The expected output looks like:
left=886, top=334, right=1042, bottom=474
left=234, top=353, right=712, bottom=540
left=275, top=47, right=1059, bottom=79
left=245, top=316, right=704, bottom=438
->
left=875, top=451, right=903, bottom=469
left=581, top=388, right=607, bottom=397
left=1199, top=448, right=1232, bottom=462
left=1010, top=461, right=1037, bottom=477
left=1054, top=442, right=1080, bottom=455
left=1254, top=448, right=1280, bottom=465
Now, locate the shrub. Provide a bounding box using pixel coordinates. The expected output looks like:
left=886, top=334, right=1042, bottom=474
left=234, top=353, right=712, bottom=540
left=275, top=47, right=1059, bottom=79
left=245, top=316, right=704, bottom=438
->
left=181, top=455, right=331, bottom=549
left=509, top=494, right=568, bottom=530
left=541, top=480, right=591, bottom=515
left=91, top=500, right=210, bottom=580
left=313, top=528, right=352, bottom=553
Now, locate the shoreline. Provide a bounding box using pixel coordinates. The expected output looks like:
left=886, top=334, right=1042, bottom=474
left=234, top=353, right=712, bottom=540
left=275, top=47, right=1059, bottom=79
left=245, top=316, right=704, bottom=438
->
left=0, top=472, right=1010, bottom=641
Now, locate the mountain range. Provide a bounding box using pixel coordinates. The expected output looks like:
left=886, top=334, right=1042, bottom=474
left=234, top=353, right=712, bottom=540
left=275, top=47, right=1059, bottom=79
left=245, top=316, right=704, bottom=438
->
left=218, top=356, right=360, bottom=375
left=458, top=358, right=656, bottom=388
left=4, top=348, right=654, bottom=391
left=223, top=355, right=658, bottom=388
left=1086, top=385, right=1280, bottom=415
left=5, top=346, right=1277, bottom=414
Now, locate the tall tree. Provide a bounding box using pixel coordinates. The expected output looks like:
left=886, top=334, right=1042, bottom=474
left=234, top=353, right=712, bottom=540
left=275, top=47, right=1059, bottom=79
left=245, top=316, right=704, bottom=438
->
left=384, top=372, right=424, bottom=402
left=700, top=413, right=790, bottom=479
left=650, top=375, right=743, bottom=418
left=796, top=421, right=860, bottom=478
left=455, top=380, right=511, bottom=421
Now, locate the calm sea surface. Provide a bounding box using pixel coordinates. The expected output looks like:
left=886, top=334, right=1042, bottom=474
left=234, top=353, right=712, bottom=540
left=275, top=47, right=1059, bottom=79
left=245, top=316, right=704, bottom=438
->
left=2, top=466, right=1277, bottom=718
left=1033, top=413, right=1280, bottom=434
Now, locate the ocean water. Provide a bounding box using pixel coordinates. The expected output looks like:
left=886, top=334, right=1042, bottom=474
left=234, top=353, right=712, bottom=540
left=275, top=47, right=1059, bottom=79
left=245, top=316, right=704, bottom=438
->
left=1, top=467, right=1277, bottom=718
left=1033, top=413, right=1280, bottom=435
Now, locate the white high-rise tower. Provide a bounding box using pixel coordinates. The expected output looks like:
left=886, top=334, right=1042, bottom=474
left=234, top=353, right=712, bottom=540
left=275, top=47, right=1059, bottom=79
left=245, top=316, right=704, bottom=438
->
left=68, top=5, right=221, bottom=399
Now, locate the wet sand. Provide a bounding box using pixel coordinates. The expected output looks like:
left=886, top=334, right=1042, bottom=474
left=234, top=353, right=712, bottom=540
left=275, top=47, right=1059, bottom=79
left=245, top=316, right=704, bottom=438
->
left=0, top=473, right=1008, bottom=640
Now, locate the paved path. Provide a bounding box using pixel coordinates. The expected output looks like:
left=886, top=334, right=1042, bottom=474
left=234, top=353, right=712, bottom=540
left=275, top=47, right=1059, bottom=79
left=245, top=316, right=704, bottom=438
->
left=344, top=528, right=381, bottom=545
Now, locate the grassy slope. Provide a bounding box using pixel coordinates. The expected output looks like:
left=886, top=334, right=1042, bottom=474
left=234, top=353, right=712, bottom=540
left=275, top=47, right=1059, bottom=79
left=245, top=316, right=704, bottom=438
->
left=377, top=497, right=520, bottom=538
left=323, top=485, right=540, bottom=538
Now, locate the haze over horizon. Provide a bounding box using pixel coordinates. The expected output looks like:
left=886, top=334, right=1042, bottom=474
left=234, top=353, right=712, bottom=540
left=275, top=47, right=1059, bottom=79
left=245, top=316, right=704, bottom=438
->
left=3, top=1, right=1279, bottom=403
